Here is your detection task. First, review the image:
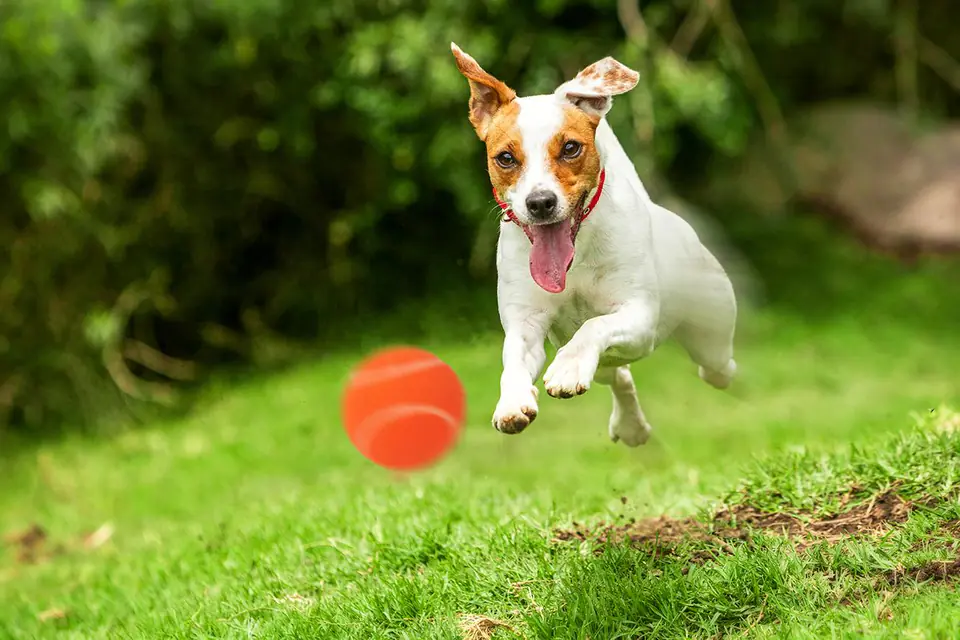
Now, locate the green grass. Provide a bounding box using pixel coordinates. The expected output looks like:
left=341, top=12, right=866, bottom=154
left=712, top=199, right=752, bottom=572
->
left=2, top=309, right=960, bottom=639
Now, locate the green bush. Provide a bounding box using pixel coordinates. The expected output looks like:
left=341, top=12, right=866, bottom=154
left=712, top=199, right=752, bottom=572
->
left=0, top=0, right=957, bottom=431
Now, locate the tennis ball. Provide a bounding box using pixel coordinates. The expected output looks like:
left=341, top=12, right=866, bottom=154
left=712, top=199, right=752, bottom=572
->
left=341, top=346, right=465, bottom=471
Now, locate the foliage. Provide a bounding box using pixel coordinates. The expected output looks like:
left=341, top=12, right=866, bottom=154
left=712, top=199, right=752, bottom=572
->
left=0, top=0, right=958, bottom=430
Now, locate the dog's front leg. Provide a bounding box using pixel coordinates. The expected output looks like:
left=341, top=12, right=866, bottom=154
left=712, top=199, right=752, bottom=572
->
left=493, top=315, right=550, bottom=434
left=543, top=301, right=657, bottom=399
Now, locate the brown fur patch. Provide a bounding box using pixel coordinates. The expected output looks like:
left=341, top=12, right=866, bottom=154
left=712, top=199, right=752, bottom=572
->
left=605, top=66, right=635, bottom=87
left=572, top=58, right=640, bottom=96
left=482, top=102, right=524, bottom=199
left=547, top=106, right=602, bottom=208
left=451, top=44, right=516, bottom=140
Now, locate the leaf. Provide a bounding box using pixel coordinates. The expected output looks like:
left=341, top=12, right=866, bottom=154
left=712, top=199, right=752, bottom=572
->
left=37, top=608, right=67, bottom=622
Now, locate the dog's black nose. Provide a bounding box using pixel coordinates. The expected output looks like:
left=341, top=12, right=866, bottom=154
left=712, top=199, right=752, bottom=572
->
left=525, top=191, right=558, bottom=219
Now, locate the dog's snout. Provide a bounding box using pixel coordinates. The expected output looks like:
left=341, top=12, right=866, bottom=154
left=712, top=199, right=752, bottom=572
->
left=525, top=191, right=558, bottom=219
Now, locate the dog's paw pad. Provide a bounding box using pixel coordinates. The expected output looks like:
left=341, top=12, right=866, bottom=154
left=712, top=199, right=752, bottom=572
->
left=492, top=387, right=539, bottom=434
left=493, top=412, right=533, bottom=434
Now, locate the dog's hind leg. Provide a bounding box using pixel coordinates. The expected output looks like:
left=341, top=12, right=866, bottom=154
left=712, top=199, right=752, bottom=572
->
left=674, top=316, right=737, bottom=390
left=594, top=366, right=651, bottom=447
left=672, top=253, right=738, bottom=389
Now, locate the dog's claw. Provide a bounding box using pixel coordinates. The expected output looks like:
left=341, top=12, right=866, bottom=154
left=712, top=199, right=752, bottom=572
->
left=547, top=384, right=587, bottom=399
left=543, top=345, right=597, bottom=399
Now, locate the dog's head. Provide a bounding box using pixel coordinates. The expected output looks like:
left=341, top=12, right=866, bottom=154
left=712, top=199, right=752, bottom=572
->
left=451, top=42, right=639, bottom=293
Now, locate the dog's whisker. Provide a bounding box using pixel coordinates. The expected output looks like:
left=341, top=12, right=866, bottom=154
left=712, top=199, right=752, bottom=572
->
left=486, top=199, right=507, bottom=222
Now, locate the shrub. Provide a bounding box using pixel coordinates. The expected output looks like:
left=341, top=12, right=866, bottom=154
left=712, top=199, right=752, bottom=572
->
left=0, top=0, right=957, bottom=431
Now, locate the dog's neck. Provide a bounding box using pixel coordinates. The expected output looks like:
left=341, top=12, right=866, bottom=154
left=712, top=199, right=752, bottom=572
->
left=594, top=118, right=651, bottom=200
left=566, top=119, right=655, bottom=265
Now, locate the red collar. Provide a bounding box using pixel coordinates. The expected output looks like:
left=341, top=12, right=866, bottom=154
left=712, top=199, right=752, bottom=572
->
left=493, top=168, right=606, bottom=243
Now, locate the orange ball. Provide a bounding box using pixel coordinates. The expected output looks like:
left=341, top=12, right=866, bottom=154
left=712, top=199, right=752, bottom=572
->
left=341, top=346, right=466, bottom=471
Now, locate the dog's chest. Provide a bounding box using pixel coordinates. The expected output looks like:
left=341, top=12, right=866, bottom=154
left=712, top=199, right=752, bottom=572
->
left=546, top=267, right=621, bottom=346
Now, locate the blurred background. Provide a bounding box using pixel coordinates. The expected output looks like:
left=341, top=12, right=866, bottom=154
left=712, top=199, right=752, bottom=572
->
left=1, top=0, right=958, bottom=440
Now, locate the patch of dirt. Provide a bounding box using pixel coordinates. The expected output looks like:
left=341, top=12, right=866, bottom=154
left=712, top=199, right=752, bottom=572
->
left=938, top=519, right=960, bottom=536
left=717, top=490, right=912, bottom=544
left=886, top=555, right=960, bottom=586
left=553, top=490, right=915, bottom=559
left=554, top=514, right=740, bottom=563
left=908, top=519, right=960, bottom=553
left=3, top=522, right=113, bottom=565
left=2, top=524, right=48, bottom=563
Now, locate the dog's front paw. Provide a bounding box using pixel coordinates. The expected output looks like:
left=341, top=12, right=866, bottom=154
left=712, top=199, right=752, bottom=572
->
left=543, top=345, right=599, bottom=399
left=492, top=385, right=539, bottom=434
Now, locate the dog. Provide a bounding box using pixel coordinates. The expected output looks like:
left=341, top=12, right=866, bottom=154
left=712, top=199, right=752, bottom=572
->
left=450, top=43, right=738, bottom=446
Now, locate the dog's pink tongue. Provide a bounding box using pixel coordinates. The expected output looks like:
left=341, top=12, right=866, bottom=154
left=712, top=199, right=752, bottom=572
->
left=528, top=221, right=575, bottom=293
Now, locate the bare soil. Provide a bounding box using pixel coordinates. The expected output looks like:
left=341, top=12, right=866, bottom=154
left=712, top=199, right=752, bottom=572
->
left=553, top=489, right=915, bottom=559
left=886, top=558, right=960, bottom=585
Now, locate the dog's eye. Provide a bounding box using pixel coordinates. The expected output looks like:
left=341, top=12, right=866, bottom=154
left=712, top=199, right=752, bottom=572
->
left=495, top=152, right=517, bottom=169
left=562, top=141, right=582, bottom=159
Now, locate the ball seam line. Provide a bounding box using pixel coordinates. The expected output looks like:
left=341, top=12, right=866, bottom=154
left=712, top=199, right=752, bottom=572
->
left=347, top=358, right=449, bottom=388
left=351, top=404, right=457, bottom=454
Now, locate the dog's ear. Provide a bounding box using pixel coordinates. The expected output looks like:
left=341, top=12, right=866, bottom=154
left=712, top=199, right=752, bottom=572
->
left=555, top=57, right=639, bottom=119
left=450, top=42, right=516, bottom=140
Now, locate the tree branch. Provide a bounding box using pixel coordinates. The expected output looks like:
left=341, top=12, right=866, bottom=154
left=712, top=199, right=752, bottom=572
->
left=671, top=0, right=714, bottom=58
left=102, top=286, right=177, bottom=405
left=892, top=0, right=920, bottom=118
left=918, top=35, right=960, bottom=92
left=706, top=0, right=796, bottom=208
left=615, top=0, right=662, bottom=192
left=123, top=339, right=197, bottom=381
left=708, top=0, right=785, bottom=141
left=616, top=0, right=648, bottom=46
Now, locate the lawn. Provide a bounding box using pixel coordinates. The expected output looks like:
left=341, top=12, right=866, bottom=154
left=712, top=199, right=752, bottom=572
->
left=2, top=306, right=960, bottom=639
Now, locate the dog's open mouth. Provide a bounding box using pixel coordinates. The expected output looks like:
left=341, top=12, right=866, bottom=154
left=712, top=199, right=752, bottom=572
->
left=527, top=218, right=576, bottom=294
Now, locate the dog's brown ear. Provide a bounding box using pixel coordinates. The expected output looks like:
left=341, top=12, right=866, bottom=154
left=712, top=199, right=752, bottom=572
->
left=555, top=57, right=639, bottom=119
left=450, top=42, right=516, bottom=140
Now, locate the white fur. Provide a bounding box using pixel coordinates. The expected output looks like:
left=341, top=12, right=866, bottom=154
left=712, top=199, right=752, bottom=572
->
left=508, top=96, right=567, bottom=220
left=490, top=81, right=738, bottom=445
